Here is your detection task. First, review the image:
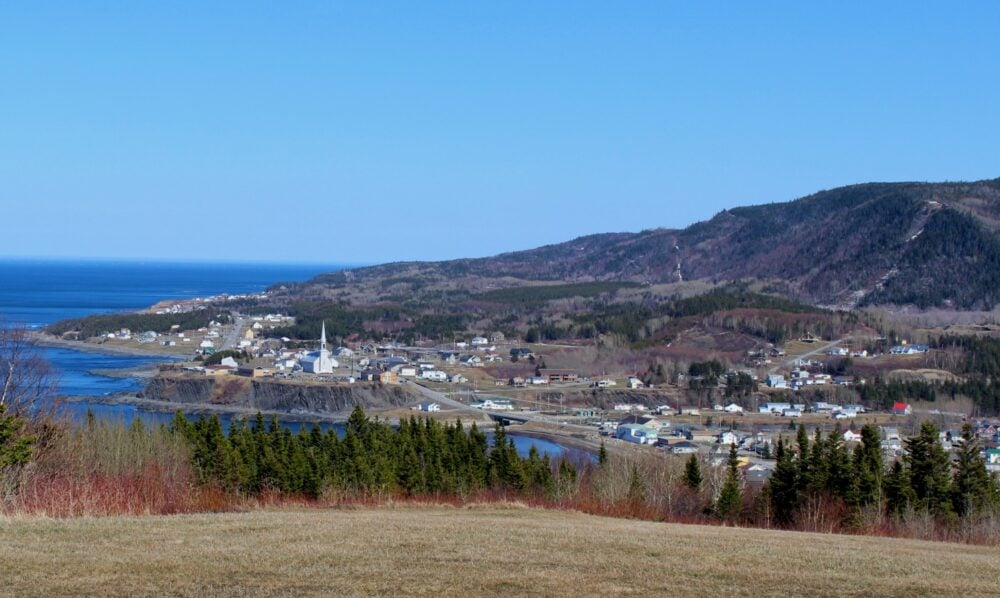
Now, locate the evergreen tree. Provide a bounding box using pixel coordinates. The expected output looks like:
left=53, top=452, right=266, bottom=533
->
left=951, top=423, right=996, bottom=516
left=904, top=421, right=953, bottom=516
left=0, top=404, right=33, bottom=469
left=683, top=454, right=702, bottom=490
left=854, top=425, right=885, bottom=508
left=768, top=437, right=799, bottom=526
left=884, top=460, right=913, bottom=515
left=598, top=441, right=608, bottom=465
left=626, top=462, right=645, bottom=505
left=715, top=443, right=742, bottom=521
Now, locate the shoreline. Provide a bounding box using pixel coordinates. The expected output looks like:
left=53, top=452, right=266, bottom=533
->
left=60, top=393, right=358, bottom=424
left=29, top=332, right=188, bottom=360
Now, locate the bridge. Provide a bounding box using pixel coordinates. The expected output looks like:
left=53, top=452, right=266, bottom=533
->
left=486, top=412, right=532, bottom=426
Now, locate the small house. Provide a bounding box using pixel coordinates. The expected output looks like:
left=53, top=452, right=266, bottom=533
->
left=616, top=424, right=657, bottom=445
left=892, top=402, right=912, bottom=416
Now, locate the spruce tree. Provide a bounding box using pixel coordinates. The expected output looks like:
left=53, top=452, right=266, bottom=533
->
left=715, top=443, right=742, bottom=521
left=768, top=437, right=798, bottom=526
left=904, top=421, right=953, bottom=516
left=683, top=453, right=703, bottom=490
left=884, top=460, right=913, bottom=515
left=626, top=462, right=645, bottom=505
left=854, top=425, right=884, bottom=507
left=951, top=423, right=995, bottom=516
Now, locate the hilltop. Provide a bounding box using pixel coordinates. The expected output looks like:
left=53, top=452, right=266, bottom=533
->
left=296, top=178, right=1000, bottom=310
left=2, top=506, right=997, bottom=596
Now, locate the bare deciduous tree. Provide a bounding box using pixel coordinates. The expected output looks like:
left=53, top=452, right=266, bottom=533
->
left=0, top=324, right=57, bottom=416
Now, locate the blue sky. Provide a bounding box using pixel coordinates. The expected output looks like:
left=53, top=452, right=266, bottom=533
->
left=1, top=2, right=998, bottom=264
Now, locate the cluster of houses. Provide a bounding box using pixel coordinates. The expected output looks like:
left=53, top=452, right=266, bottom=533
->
left=602, top=409, right=1000, bottom=478
left=766, top=368, right=856, bottom=391
left=174, top=325, right=527, bottom=387
left=151, top=292, right=269, bottom=315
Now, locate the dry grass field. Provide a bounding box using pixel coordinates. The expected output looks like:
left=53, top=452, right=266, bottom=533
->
left=2, top=506, right=999, bottom=597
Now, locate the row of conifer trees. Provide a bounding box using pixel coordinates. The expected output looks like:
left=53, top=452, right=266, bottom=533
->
left=169, top=406, right=575, bottom=499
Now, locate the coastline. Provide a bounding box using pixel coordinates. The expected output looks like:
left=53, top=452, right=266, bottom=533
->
left=29, top=332, right=188, bottom=360
left=60, top=392, right=358, bottom=424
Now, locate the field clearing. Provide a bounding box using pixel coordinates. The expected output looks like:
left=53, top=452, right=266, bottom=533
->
left=2, top=506, right=999, bottom=596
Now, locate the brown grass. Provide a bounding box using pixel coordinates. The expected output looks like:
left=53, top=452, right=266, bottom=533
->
left=1, top=505, right=998, bottom=596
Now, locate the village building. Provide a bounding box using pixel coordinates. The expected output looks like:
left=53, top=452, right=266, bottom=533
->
left=616, top=424, right=657, bottom=445
left=300, top=323, right=339, bottom=374
left=538, top=368, right=578, bottom=383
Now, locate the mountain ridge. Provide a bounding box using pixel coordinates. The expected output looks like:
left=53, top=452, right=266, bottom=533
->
left=304, top=178, right=1000, bottom=310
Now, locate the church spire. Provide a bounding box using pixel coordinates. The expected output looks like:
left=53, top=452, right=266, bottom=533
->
left=320, top=321, right=327, bottom=352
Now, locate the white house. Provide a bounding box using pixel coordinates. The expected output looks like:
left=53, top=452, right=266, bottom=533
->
left=843, top=430, right=863, bottom=443
left=399, top=366, right=418, bottom=377
left=471, top=398, right=514, bottom=410
left=459, top=355, right=483, bottom=367
left=718, top=431, right=739, bottom=445
left=627, top=376, right=644, bottom=389
left=421, top=370, right=448, bottom=382
left=767, top=375, right=787, bottom=389
left=470, top=336, right=489, bottom=346
left=723, top=403, right=744, bottom=414
left=416, top=402, right=441, bottom=412
left=617, top=424, right=657, bottom=445
left=759, top=402, right=791, bottom=414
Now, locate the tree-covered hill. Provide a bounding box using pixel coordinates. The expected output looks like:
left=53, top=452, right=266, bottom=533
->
left=297, top=178, right=1000, bottom=310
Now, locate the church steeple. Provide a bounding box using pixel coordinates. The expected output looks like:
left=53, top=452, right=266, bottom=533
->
left=320, top=321, right=327, bottom=352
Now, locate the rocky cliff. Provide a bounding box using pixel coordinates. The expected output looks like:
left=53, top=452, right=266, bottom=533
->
left=141, top=374, right=419, bottom=414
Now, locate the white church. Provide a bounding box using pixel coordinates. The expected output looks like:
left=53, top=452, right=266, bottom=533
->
left=300, top=322, right=339, bottom=374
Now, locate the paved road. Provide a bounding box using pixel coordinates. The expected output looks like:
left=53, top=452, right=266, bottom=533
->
left=768, top=338, right=844, bottom=374
left=408, top=380, right=595, bottom=432
left=221, top=315, right=246, bottom=351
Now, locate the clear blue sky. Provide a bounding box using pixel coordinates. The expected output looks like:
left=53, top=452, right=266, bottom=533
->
left=2, top=2, right=998, bottom=264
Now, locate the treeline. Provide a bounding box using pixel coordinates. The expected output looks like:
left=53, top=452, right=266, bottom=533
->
left=46, top=309, right=231, bottom=338
left=475, top=282, right=640, bottom=305
left=845, top=335, right=1000, bottom=415
left=705, top=310, right=857, bottom=345
left=270, top=302, right=469, bottom=344
left=570, top=286, right=826, bottom=344
left=767, top=422, right=997, bottom=529
left=170, top=408, right=575, bottom=499
left=4, top=408, right=1000, bottom=544
left=935, top=335, right=1000, bottom=378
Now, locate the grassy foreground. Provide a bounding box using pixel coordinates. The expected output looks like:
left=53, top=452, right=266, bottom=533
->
left=2, top=506, right=999, bottom=596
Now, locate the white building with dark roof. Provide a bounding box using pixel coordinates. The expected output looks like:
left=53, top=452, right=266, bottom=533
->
left=300, top=322, right=339, bottom=374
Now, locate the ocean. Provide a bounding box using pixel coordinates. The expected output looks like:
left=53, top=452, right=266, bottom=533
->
left=0, top=259, right=573, bottom=456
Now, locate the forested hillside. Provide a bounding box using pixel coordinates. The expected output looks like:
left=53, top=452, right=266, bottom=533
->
left=294, top=178, right=1000, bottom=310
